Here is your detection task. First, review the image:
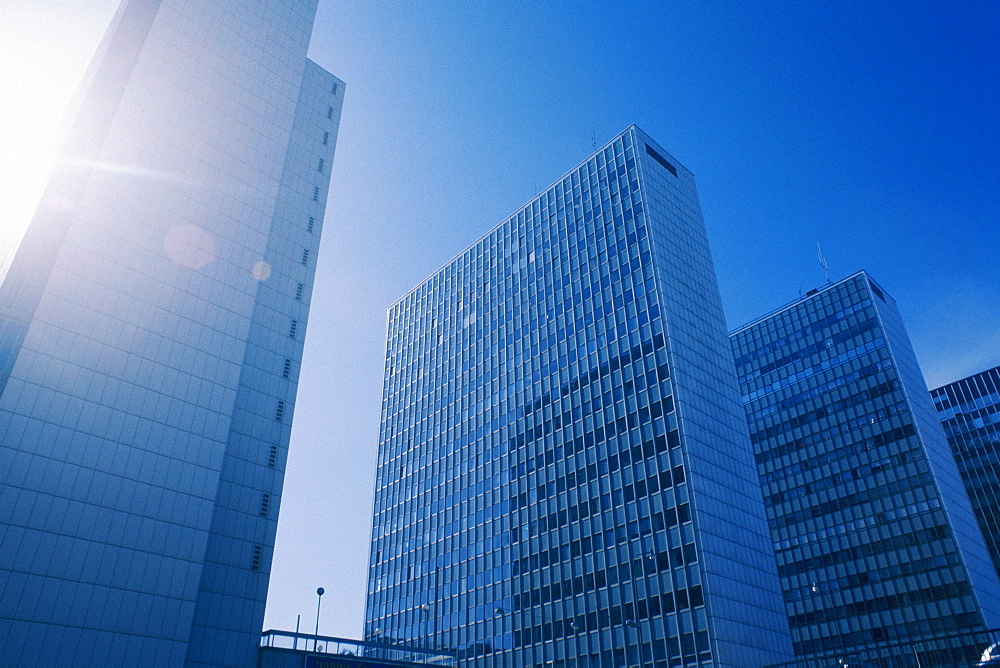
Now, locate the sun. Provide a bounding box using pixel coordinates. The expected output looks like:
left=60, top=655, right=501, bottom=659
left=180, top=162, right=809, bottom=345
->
left=0, top=1, right=119, bottom=273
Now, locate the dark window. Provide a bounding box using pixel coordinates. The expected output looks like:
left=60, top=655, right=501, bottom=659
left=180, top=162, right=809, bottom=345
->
left=275, top=400, right=285, bottom=422
left=296, top=283, right=304, bottom=300
left=289, top=320, right=298, bottom=339
left=870, top=282, right=886, bottom=302
left=282, top=358, right=291, bottom=379
left=259, top=493, right=271, bottom=517
left=318, top=158, right=324, bottom=173
left=327, top=106, right=333, bottom=119
left=322, top=131, right=329, bottom=145
left=332, top=83, right=338, bottom=96
left=251, top=545, right=263, bottom=571
left=645, top=144, right=677, bottom=176
left=301, top=248, right=309, bottom=266
left=307, top=216, right=315, bottom=233
left=313, top=187, right=320, bottom=202
left=268, top=445, right=278, bottom=468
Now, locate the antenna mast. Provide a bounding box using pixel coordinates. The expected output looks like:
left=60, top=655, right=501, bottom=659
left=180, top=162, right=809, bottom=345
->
left=817, top=242, right=830, bottom=283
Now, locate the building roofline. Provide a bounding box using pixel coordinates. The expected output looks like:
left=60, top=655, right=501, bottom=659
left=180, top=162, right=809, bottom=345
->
left=929, top=365, right=1000, bottom=394
left=387, top=124, right=686, bottom=311
left=729, top=269, right=875, bottom=337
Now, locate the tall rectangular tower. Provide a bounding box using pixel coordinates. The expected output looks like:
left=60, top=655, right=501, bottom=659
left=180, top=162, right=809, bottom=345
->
left=0, top=1, right=343, bottom=665
left=365, top=126, right=793, bottom=667
left=932, top=367, right=1000, bottom=578
left=730, top=272, right=1000, bottom=666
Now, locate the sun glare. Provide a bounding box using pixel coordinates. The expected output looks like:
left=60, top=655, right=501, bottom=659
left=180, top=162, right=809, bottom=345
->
left=0, top=1, right=118, bottom=274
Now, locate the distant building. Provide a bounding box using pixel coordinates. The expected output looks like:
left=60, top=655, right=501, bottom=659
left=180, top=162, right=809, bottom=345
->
left=932, top=366, right=1000, bottom=578
left=0, top=0, right=342, bottom=665
left=730, top=271, right=1000, bottom=665
left=364, top=126, right=793, bottom=667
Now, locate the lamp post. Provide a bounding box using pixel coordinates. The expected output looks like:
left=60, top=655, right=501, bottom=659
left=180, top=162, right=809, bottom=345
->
left=314, top=587, right=325, bottom=652
left=812, top=580, right=852, bottom=665
left=420, top=603, right=438, bottom=649
left=625, top=618, right=645, bottom=667
left=624, top=549, right=657, bottom=667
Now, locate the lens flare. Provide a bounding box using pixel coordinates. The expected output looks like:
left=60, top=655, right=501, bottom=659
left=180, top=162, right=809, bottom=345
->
left=164, top=224, right=216, bottom=270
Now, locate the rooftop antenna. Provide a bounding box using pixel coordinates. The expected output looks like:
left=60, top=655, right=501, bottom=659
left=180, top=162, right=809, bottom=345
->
left=817, top=242, right=830, bottom=283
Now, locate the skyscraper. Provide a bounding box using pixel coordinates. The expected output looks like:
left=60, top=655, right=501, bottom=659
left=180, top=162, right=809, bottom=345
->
left=365, top=126, right=793, bottom=667
left=0, top=1, right=343, bottom=665
left=730, top=271, right=1000, bottom=665
left=932, top=366, right=1000, bottom=578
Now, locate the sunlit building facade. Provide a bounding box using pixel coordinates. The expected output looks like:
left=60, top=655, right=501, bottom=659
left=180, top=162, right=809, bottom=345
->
left=932, top=366, right=1000, bottom=579
left=0, top=1, right=342, bottom=665
left=730, top=272, right=1000, bottom=665
left=365, top=126, right=793, bottom=667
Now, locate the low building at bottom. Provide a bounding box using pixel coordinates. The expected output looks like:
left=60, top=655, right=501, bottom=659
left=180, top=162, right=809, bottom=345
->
left=730, top=271, right=1000, bottom=666
left=257, top=630, right=456, bottom=668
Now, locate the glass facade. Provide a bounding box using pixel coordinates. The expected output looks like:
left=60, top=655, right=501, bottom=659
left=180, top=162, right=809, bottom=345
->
left=0, top=1, right=342, bottom=665
left=932, top=366, right=1000, bottom=579
left=365, top=126, right=793, bottom=667
left=730, top=271, right=1000, bottom=665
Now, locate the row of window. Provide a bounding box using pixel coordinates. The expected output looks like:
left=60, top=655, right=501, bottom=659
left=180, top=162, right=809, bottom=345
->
left=247, top=79, right=339, bottom=573
left=514, top=586, right=705, bottom=648
left=732, top=294, right=872, bottom=370
left=794, top=611, right=979, bottom=657
left=743, top=334, right=886, bottom=406
left=746, top=358, right=888, bottom=423
left=776, top=523, right=951, bottom=578
left=751, top=376, right=898, bottom=445
left=758, top=417, right=914, bottom=477
left=515, top=549, right=699, bottom=612
left=785, top=550, right=958, bottom=603
left=742, top=313, right=880, bottom=383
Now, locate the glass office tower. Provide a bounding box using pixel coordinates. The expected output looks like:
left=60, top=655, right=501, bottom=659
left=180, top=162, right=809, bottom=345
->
left=0, top=1, right=343, bottom=665
left=932, top=367, right=1000, bottom=578
left=365, top=126, right=793, bottom=667
left=730, top=271, right=1000, bottom=665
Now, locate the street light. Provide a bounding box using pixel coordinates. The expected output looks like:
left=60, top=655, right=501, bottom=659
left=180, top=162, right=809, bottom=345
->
left=314, top=587, right=325, bottom=652
left=811, top=581, right=849, bottom=665
left=625, top=618, right=645, bottom=667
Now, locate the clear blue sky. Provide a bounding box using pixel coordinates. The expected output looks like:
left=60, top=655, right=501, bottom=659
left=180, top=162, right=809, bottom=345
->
left=3, top=0, right=998, bottom=642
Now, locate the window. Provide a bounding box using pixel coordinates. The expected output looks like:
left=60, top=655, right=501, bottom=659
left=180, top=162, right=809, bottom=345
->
left=268, top=445, right=279, bottom=468
left=644, top=144, right=677, bottom=177
left=296, top=283, right=304, bottom=300
left=301, top=248, right=310, bottom=266
left=282, top=358, right=292, bottom=379
left=332, top=83, right=338, bottom=96
left=318, top=158, right=324, bottom=173
left=313, top=187, right=320, bottom=202
left=323, top=131, right=329, bottom=145
left=327, top=106, right=333, bottom=119
left=275, top=400, right=286, bottom=422
left=251, top=545, right=263, bottom=571
left=289, top=320, right=298, bottom=339
left=260, top=493, right=271, bottom=518
left=307, top=216, right=315, bottom=233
